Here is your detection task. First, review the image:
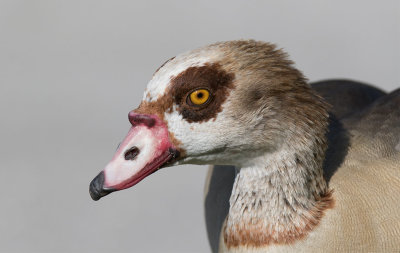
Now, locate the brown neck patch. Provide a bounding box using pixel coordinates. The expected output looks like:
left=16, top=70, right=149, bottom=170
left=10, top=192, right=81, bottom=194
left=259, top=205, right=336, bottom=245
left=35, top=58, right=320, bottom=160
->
left=224, top=190, right=335, bottom=248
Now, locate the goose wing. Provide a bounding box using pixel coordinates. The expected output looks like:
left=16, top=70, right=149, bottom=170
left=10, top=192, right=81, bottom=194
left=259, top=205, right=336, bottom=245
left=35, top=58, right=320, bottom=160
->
left=344, top=88, right=400, bottom=159
left=204, top=165, right=236, bottom=253
left=311, top=79, right=386, bottom=119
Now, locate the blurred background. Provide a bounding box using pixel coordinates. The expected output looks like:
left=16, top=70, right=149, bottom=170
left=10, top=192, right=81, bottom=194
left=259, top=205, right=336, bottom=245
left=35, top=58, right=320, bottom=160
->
left=0, top=0, right=399, bottom=252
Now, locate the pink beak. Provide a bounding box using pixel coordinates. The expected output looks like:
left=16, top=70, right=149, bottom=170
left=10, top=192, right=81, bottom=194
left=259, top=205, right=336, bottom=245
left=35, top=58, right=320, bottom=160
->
left=89, top=112, right=179, bottom=201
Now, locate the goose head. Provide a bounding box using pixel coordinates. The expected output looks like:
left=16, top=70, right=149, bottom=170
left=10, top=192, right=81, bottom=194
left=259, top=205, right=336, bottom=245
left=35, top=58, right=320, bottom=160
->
left=89, top=40, right=329, bottom=200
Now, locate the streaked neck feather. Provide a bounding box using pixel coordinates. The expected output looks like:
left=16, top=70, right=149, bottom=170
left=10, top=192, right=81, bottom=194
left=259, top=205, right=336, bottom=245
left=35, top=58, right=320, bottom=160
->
left=224, top=145, right=333, bottom=249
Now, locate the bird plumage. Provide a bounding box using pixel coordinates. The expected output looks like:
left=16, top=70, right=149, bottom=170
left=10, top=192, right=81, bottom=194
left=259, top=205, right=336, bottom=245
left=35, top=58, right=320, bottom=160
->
left=90, top=40, right=400, bottom=253
left=205, top=79, right=400, bottom=252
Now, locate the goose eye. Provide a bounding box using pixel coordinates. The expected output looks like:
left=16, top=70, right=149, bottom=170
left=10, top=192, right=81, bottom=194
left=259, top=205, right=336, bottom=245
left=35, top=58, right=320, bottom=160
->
left=188, top=89, right=210, bottom=105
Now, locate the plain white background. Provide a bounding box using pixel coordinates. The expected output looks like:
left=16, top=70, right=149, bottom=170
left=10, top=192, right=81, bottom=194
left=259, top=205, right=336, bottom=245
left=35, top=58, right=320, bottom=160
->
left=0, top=1, right=399, bottom=252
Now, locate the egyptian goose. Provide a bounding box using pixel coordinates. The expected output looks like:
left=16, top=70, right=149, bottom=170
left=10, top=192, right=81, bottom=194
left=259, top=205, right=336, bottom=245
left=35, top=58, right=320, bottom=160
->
left=89, top=40, right=400, bottom=252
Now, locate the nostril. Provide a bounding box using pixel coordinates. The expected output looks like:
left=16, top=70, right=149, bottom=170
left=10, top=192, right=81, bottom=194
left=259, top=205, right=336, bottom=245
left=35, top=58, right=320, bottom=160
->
left=124, top=146, right=140, bottom=161
left=128, top=112, right=156, bottom=128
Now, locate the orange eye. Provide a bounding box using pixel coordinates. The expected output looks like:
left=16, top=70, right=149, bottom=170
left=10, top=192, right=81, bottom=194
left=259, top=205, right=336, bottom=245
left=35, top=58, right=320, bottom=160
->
left=189, top=89, right=210, bottom=105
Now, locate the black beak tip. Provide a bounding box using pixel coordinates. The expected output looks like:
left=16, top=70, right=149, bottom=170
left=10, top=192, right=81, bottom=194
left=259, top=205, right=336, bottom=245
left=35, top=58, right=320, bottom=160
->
left=89, top=171, right=116, bottom=201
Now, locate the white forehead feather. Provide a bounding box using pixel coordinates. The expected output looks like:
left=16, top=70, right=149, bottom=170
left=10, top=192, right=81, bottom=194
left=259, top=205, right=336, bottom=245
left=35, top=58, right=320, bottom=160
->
left=144, top=45, right=222, bottom=101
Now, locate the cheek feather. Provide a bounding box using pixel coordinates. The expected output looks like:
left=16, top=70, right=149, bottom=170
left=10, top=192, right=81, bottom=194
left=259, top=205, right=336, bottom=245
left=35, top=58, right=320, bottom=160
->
left=163, top=106, right=232, bottom=158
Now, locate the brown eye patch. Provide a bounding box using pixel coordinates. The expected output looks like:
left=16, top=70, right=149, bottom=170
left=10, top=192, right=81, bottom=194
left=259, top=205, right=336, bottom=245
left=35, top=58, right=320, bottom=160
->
left=169, top=63, right=235, bottom=123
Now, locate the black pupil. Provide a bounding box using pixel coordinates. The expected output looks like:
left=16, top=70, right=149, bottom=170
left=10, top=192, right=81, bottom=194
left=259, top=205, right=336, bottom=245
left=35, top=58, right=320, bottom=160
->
left=197, top=92, right=204, bottom=99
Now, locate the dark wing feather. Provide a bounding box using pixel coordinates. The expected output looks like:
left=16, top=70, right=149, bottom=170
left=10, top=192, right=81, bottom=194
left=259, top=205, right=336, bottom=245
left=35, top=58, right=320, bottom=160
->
left=344, top=88, right=400, bottom=157
left=204, top=165, right=236, bottom=253
left=311, top=79, right=386, bottom=119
